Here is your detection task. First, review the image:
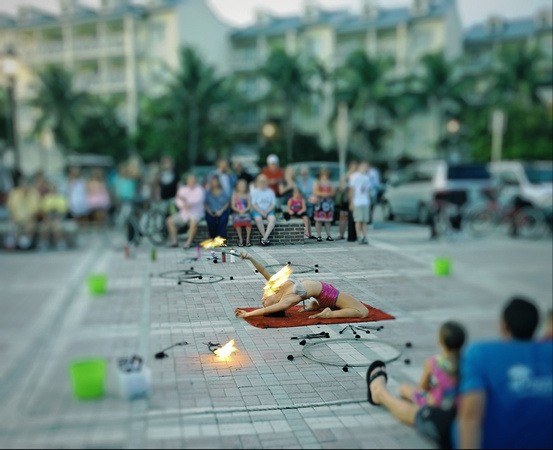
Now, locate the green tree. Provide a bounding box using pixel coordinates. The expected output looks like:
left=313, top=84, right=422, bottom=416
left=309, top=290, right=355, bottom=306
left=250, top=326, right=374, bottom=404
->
left=135, top=47, right=237, bottom=167
left=334, top=50, right=393, bottom=156
left=74, top=97, right=129, bottom=162
left=415, top=53, right=467, bottom=156
left=29, top=65, right=88, bottom=152
left=259, top=47, right=311, bottom=163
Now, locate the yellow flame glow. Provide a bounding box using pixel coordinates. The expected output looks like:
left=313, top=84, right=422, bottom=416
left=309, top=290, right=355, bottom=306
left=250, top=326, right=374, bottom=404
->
left=200, top=236, right=227, bottom=248
left=263, top=265, right=293, bottom=298
left=214, top=339, right=237, bottom=360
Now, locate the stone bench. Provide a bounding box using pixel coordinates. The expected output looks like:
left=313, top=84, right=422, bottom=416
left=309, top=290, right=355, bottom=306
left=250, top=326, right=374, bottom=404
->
left=182, top=219, right=306, bottom=246
left=0, top=219, right=79, bottom=249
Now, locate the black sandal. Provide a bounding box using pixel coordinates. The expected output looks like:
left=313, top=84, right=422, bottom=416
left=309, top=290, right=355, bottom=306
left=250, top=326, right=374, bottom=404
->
left=366, top=360, right=388, bottom=405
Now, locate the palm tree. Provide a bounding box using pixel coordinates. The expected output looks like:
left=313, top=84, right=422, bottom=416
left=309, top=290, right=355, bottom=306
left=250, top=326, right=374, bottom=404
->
left=494, top=45, right=546, bottom=107
left=259, top=47, right=311, bottom=163
left=415, top=53, right=467, bottom=156
left=29, top=65, right=88, bottom=153
left=334, top=50, right=393, bottom=156
left=165, top=47, right=233, bottom=166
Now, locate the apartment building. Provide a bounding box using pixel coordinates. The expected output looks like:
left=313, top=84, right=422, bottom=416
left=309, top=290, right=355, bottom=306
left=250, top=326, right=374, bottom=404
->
left=229, top=0, right=463, bottom=162
left=464, top=8, right=553, bottom=106
left=0, top=0, right=230, bottom=173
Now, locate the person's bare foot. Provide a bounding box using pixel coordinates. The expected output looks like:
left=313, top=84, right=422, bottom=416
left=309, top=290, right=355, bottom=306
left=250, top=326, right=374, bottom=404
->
left=309, top=307, right=332, bottom=319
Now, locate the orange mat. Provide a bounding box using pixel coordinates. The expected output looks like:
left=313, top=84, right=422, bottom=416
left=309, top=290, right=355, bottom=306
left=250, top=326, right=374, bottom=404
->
left=242, top=303, right=395, bottom=329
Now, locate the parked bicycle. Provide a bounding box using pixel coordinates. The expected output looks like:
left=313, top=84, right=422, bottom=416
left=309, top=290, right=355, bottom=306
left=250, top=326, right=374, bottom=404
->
left=110, top=199, right=171, bottom=248
left=465, top=188, right=549, bottom=240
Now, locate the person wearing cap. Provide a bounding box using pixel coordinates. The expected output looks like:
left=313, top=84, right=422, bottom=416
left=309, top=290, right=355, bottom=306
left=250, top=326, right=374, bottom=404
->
left=261, top=154, right=284, bottom=197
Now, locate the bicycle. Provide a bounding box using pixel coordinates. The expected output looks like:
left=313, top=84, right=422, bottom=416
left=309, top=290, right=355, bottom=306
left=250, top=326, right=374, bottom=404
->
left=465, top=189, right=549, bottom=240
left=109, top=198, right=170, bottom=248
left=429, top=190, right=467, bottom=240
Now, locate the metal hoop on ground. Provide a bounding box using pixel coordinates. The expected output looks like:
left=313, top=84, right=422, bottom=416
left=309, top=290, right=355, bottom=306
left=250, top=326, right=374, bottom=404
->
left=158, top=269, right=201, bottom=280
left=178, top=274, right=224, bottom=284
left=265, top=264, right=314, bottom=274
left=301, top=338, right=402, bottom=367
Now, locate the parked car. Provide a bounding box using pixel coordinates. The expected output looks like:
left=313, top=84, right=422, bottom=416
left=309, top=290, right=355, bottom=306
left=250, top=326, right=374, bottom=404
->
left=383, top=160, right=492, bottom=223
left=489, top=161, right=553, bottom=210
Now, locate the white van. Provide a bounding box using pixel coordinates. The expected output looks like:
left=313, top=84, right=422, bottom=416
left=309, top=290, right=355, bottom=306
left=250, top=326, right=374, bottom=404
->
left=489, top=161, right=553, bottom=209
left=384, top=161, right=492, bottom=223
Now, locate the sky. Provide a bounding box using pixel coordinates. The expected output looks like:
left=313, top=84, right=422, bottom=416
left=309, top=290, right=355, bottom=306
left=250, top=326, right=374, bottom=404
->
left=0, top=0, right=551, bottom=28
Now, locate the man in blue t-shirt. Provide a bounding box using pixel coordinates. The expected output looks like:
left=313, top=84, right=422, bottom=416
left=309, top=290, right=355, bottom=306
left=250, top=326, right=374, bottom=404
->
left=455, top=297, right=553, bottom=449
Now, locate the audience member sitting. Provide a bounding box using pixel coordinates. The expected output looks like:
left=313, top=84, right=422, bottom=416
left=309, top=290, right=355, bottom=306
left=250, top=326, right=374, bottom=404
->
left=283, top=187, right=312, bottom=239
left=209, top=158, right=236, bottom=197
left=39, top=182, right=69, bottom=251
left=231, top=179, right=252, bottom=247
left=7, top=177, right=41, bottom=249
left=204, top=175, right=230, bottom=240
left=261, top=154, right=284, bottom=196
left=166, top=174, right=205, bottom=249
left=233, top=161, right=254, bottom=186
left=251, top=174, right=277, bottom=246
left=454, top=297, right=552, bottom=449
left=366, top=321, right=466, bottom=449
left=87, top=168, right=111, bottom=224
left=67, top=166, right=90, bottom=221
left=313, top=167, right=335, bottom=242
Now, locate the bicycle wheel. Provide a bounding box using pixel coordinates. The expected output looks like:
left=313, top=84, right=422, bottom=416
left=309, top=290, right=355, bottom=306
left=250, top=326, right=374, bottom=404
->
left=142, top=209, right=168, bottom=246
left=514, top=207, right=547, bottom=240
left=466, top=207, right=496, bottom=237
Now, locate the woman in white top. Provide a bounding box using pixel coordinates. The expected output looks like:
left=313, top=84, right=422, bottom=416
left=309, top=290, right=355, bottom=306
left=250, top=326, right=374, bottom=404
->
left=251, top=174, right=277, bottom=246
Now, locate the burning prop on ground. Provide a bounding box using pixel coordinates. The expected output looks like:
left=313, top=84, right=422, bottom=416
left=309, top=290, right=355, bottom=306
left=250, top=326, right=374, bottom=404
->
left=206, top=340, right=238, bottom=361
left=263, top=265, right=293, bottom=298
left=200, top=237, right=227, bottom=249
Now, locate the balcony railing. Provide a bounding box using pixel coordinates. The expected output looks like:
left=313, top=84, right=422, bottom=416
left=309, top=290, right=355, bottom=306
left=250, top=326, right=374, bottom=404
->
left=232, top=54, right=262, bottom=71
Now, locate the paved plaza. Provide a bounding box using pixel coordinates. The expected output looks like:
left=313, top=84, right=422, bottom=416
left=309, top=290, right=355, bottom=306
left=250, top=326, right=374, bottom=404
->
left=0, top=223, right=551, bottom=449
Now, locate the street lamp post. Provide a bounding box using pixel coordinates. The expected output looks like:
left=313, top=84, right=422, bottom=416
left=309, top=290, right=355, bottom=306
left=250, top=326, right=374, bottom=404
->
left=2, top=48, right=19, bottom=174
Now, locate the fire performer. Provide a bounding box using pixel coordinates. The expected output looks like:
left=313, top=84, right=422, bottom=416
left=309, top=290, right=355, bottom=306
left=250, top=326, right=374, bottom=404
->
left=235, top=252, right=368, bottom=319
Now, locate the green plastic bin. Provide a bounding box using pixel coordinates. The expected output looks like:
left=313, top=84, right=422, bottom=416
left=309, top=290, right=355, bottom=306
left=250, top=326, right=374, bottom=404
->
left=88, top=274, right=107, bottom=296
left=69, top=359, right=106, bottom=400
left=434, top=257, right=452, bottom=277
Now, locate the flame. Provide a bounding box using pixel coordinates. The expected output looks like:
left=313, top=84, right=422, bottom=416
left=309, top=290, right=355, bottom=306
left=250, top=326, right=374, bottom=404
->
left=200, top=236, right=227, bottom=249
left=263, top=265, right=293, bottom=298
left=214, top=339, right=237, bottom=360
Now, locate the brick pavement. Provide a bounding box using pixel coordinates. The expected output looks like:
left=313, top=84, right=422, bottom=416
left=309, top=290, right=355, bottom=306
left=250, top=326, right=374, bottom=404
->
left=0, top=226, right=551, bottom=449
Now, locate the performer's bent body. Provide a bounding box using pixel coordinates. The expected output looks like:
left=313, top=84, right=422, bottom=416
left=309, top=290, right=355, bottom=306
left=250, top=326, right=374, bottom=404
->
left=235, top=253, right=369, bottom=320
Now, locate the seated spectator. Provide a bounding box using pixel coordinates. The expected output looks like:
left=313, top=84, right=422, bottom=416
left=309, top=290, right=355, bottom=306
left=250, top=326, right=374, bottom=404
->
left=67, top=166, right=89, bottom=221
left=233, top=161, right=254, bottom=186
left=251, top=174, right=276, bottom=246
left=313, top=167, right=335, bottom=242
left=366, top=321, right=466, bottom=449
left=166, top=174, right=205, bottom=249
left=7, top=177, right=41, bottom=249
left=87, top=169, right=111, bottom=224
left=283, top=187, right=312, bottom=239
left=455, top=297, right=552, bottom=449
left=261, top=154, right=284, bottom=196
left=204, top=175, right=230, bottom=240
left=231, top=179, right=252, bottom=247
left=34, top=170, right=50, bottom=198
left=209, top=158, right=236, bottom=197
left=39, top=183, right=69, bottom=251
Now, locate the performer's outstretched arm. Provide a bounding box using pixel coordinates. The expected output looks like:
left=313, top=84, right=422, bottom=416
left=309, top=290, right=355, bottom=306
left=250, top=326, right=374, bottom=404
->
left=239, top=252, right=272, bottom=281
